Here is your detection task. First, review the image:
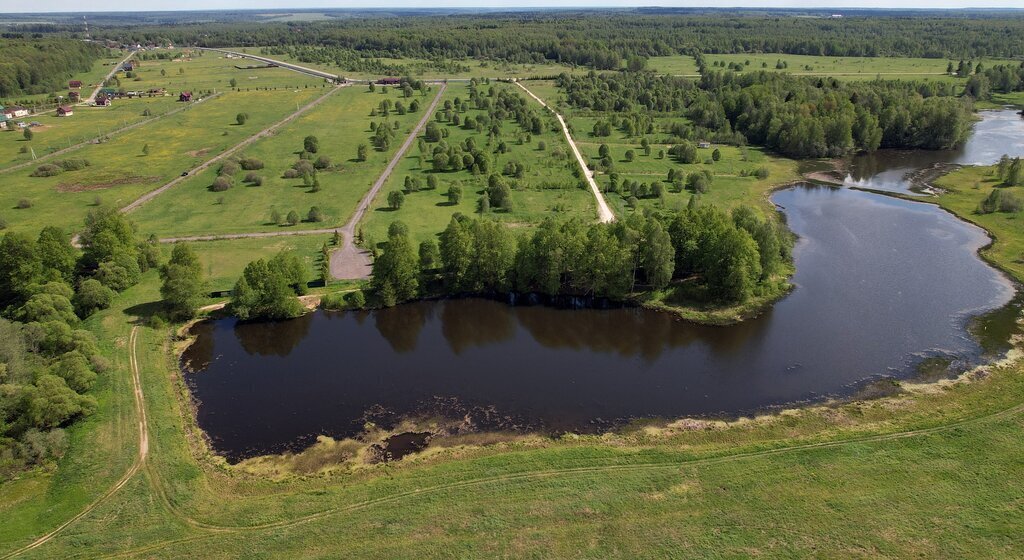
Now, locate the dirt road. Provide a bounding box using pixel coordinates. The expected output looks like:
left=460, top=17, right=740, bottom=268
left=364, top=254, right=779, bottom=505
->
left=514, top=80, right=615, bottom=223
left=329, top=82, right=448, bottom=279
left=86, top=51, right=136, bottom=104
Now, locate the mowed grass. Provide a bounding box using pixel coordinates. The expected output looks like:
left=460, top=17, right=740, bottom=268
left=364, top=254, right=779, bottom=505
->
left=124, top=49, right=330, bottom=94
left=703, top=53, right=1020, bottom=81
left=130, top=85, right=425, bottom=237
left=0, top=89, right=322, bottom=236
left=360, top=82, right=596, bottom=246
left=0, top=96, right=180, bottom=168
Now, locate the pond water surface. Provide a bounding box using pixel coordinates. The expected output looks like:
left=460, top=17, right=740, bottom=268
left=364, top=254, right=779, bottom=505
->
left=184, top=184, right=1017, bottom=462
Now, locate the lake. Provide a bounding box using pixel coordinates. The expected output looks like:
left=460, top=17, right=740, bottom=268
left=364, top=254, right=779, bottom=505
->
left=183, top=183, right=1016, bottom=461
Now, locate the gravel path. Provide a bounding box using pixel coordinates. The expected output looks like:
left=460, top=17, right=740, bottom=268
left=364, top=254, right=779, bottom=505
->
left=514, top=80, right=615, bottom=223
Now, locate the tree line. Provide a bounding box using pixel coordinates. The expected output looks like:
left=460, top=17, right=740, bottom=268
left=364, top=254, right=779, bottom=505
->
left=371, top=201, right=791, bottom=308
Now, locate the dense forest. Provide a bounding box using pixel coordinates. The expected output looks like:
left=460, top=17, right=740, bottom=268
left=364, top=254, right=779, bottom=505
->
left=85, top=13, right=1024, bottom=67
left=0, top=39, right=105, bottom=98
left=558, top=70, right=974, bottom=158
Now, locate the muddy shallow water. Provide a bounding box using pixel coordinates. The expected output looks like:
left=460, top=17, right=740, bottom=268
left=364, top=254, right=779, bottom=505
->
left=183, top=185, right=1017, bottom=462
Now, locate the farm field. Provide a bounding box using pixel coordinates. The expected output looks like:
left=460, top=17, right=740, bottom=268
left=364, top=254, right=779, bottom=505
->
left=0, top=88, right=322, bottom=235
left=359, top=81, right=597, bottom=246
left=130, top=85, right=426, bottom=237
left=0, top=96, right=180, bottom=168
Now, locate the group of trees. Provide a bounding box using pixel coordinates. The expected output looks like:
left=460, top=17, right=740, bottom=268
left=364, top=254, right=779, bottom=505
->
left=372, top=201, right=791, bottom=308
left=558, top=70, right=974, bottom=159
left=230, top=252, right=308, bottom=319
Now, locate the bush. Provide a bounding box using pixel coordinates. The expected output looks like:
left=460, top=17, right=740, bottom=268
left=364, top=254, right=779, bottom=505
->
left=292, top=160, right=315, bottom=176
left=244, top=172, right=261, bottom=184
left=282, top=168, right=301, bottom=179
left=286, top=210, right=300, bottom=226
left=346, top=290, right=366, bottom=309
left=218, top=161, right=240, bottom=176
left=58, top=159, right=91, bottom=171
left=239, top=157, right=264, bottom=170
left=308, top=206, right=326, bottom=222
left=754, top=167, right=770, bottom=180
left=211, top=176, right=232, bottom=192
left=387, top=190, right=405, bottom=210
left=314, top=156, right=332, bottom=170
left=30, top=164, right=63, bottom=177
left=320, top=293, right=347, bottom=310
left=17, top=198, right=32, bottom=209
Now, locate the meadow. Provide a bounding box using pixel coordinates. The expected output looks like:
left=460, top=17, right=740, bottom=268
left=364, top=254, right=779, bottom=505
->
left=0, top=88, right=322, bottom=235
left=359, top=82, right=597, bottom=246
left=701, top=53, right=1020, bottom=82
left=0, top=96, right=180, bottom=168
left=126, top=49, right=330, bottom=93
left=130, top=85, right=425, bottom=237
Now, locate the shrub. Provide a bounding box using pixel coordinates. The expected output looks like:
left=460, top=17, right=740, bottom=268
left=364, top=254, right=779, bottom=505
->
left=346, top=290, right=366, bottom=309
left=292, top=160, right=315, bottom=176
left=239, top=157, right=264, bottom=170
left=286, top=210, right=300, bottom=225
left=313, top=156, right=332, bottom=170
left=282, top=169, right=301, bottom=179
left=30, top=164, right=63, bottom=177
left=308, top=206, right=326, bottom=222
left=211, top=176, right=232, bottom=192
left=219, top=161, right=240, bottom=176
left=58, top=159, right=91, bottom=171
left=754, top=167, right=770, bottom=180
left=17, top=198, right=32, bottom=209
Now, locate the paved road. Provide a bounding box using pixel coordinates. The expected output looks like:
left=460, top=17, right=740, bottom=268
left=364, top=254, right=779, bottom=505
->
left=514, top=80, right=615, bottom=223
left=122, top=85, right=343, bottom=214
left=329, top=82, right=448, bottom=279
left=0, top=93, right=222, bottom=176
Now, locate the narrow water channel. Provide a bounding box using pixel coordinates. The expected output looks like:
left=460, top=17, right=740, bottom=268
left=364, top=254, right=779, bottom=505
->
left=183, top=113, right=1021, bottom=463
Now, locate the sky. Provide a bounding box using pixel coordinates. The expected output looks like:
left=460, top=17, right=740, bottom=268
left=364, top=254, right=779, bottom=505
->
left=1, top=0, right=1023, bottom=13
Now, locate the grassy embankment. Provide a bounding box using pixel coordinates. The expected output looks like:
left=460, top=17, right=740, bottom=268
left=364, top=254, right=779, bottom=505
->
left=1, top=245, right=1021, bottom=557
left=0, top=89, right=322, bottom=236
left=359, top=81, right=596, bottom=247
left=130, top=85, right=423, bottom=237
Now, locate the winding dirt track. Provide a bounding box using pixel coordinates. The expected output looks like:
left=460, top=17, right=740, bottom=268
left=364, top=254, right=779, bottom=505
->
left=514, top=80, right=615, bottom=223
left=122, top=85, right=343, bottom=214
left=0, top=327, right=148, bottom=560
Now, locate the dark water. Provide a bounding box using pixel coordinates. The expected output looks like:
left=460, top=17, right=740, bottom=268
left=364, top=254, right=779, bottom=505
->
left=846, top=109, right=1024, bottom=194
left=183, top=185, right=1016, bottom=462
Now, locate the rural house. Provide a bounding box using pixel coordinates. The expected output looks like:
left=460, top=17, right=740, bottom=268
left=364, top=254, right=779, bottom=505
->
left=69, top=80, right=83, bottom=89
left=179, top=91, right=193, bottom=102
left=0, top=115, right=8, bottom=130
left=56, top=105, right=74, bottom=117
left=376, top=77, right=402, bottom=85
left=95, top=94, right=111, bottom=106
left=3, top=106, right=29, bottom=119
left=68, top=91, right=80, bottom=101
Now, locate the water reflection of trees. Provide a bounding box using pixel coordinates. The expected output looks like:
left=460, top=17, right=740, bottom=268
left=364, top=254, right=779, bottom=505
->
left=374, top=302, right=433, bottom=353
left=233, top=314, right=313, bottom=357
left=440, top=299, right=516, bottom=354
left=181, top=321, right=215, bottom=372
left=432, top=299, right=773, bottom=361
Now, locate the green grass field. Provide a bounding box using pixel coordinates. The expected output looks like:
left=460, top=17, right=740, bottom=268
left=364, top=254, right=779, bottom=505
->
left=646, top=55, right=701, bottom=75
left=166, top=235, right=335, bottom=292
left=360, top=82, right=597, bottom=246
left=124, top=49, right=330, bottom=93
left=0, top=89, right=322, bottom=236
left=0, top=96, right=180, bottom=168
left=702, top=53, right=1020, bottom=81
left=0, top=52, right=127, bottom=106
left=130, top=85, right=425, bottom=237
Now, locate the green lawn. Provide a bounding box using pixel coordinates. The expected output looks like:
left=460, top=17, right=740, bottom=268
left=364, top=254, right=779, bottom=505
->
left=129, top=85, right=425, bottom=237
left=0, top=89, right=322, bottom=236
left=646, top=55, right=701, bottom=75
left=0, top=96, right=180, bottom=169
left=360, top=82, right=596, bottom=247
